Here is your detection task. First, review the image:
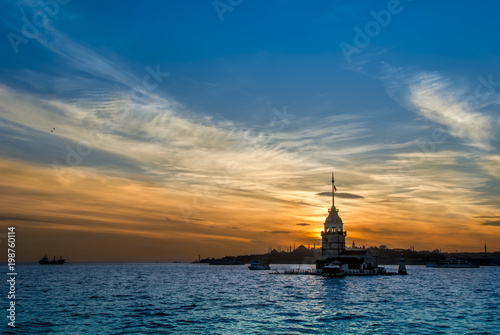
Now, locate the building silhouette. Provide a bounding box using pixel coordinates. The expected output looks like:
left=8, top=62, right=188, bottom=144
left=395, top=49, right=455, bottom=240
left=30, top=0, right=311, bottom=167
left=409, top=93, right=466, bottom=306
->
left=318, top=173, right=382, bottom=275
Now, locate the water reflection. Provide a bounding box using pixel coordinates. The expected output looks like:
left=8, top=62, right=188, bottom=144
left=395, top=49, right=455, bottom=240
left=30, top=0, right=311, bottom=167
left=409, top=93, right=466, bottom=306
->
left=13, top=263, right=500, bottom=334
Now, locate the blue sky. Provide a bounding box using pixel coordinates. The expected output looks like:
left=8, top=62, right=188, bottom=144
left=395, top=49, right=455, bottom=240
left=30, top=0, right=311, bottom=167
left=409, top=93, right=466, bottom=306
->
left=1, top=0, right=499, bottom=260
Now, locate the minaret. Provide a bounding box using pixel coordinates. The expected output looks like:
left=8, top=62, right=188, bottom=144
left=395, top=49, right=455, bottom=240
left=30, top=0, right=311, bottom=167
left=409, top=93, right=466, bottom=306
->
left=321, top=172, right=346, bottom=260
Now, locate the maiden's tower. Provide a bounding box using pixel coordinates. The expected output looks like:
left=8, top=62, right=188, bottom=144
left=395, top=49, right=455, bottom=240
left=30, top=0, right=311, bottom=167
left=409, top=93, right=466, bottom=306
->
left=317, top=173, right=383, bottom=275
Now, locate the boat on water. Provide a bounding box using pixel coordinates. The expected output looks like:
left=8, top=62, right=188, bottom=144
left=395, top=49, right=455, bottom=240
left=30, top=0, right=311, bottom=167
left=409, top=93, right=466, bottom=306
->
left=426, top=256, right=479, bottom=268
left=39, top=255, right=65, bottom=265
left=321, top=261, right=346, bottom=277
left=248, top=260, right=271, bottom=270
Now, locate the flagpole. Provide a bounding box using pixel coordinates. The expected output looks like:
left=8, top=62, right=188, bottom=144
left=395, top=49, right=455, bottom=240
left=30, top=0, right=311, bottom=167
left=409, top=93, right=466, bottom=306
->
left=332, top=172, right=335, bottom=207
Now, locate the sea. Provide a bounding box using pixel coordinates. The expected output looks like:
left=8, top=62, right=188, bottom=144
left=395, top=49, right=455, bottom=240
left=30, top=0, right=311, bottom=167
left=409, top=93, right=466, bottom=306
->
left=3, top=263, right=499, bottom=334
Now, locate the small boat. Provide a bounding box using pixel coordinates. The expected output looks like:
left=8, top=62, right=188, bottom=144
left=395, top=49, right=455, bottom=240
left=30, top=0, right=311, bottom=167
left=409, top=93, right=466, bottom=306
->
left=248, top=261, right=271, bottom=270
left=321, top=262, right=346, bottom=277
left=39, top=255, right=65, bottom=265
left=426, top=256, right=479, bottom=268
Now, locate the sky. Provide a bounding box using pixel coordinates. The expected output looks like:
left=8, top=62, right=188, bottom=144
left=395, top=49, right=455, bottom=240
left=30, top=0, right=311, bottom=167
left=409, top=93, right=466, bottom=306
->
left=0, top=0, right=499, bottom=262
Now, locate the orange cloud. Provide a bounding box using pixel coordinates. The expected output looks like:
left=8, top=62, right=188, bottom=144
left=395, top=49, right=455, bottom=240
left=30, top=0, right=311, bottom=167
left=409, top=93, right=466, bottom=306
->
left=1, top=153, right=498, bottom=263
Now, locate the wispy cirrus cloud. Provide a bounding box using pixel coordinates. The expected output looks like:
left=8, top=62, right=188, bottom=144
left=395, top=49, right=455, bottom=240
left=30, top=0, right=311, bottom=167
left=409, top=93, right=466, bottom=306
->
left=1, top=2, right=392, bottom=204
left=384, top=69, right=495, bottom=150
left=408, top=73, right=493, bottom=149
left=480, top=155, right=500, bottom=179
left=2, top=1, right=137, bottom=89
left=2, top=1, right=499, bottom=258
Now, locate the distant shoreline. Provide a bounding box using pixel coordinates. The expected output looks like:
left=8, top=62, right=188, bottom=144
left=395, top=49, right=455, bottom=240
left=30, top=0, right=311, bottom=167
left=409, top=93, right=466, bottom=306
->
left=5, top=248, right=499, bottom=264
left=196, top=246, right=500, bottom=266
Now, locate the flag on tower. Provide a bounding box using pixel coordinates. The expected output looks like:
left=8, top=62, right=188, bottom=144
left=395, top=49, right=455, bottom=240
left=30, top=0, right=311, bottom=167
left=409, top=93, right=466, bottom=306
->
left=332, top=172, right=337, bottom=191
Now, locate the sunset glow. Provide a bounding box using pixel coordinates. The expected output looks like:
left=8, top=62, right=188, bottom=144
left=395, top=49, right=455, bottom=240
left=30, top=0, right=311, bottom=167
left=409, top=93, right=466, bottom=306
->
left=1, top=1, right=499, bottom=262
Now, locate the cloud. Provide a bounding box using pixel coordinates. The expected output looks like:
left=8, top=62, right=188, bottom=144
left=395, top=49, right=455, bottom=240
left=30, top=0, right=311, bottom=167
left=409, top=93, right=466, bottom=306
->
left=264, top=230, right=290, bottom=234
left=2, top=6, right=499, bottom=257
left=405, top=72, right=492, bottom=149
left=481, top=221, right=500, bottom=227
left=474, top=216, right=500, bottom=219
left=0, top=115, right=144, bottom=176
left=341, top=48, right=389, bottom=74
left=480, top=155, right=500, bottom=179
left=5, top=2, right=137, bottom=89
left=0, top=216, right=53, bottom=223
left=316, top=192, right=364, bottom=199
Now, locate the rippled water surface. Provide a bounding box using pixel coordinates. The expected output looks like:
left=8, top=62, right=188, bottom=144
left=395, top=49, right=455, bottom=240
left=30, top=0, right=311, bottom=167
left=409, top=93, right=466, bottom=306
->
left=4, top=263, right=500, bottom=334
